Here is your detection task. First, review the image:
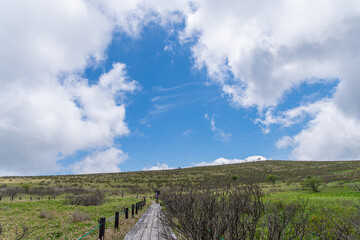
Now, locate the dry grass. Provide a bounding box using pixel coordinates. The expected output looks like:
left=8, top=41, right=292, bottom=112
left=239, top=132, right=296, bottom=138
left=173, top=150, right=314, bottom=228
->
left=70, top=211, right=91, bottom=223
left=39, top=210, right=54, bottom=219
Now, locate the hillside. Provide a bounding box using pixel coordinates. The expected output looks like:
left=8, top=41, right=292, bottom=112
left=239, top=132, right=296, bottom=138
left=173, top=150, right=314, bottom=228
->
left=1, top=160, right=360, bottom=193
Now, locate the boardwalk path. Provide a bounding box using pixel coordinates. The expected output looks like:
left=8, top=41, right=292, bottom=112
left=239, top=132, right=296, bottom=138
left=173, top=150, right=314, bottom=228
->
left=124, top=203, right=177, bottom=240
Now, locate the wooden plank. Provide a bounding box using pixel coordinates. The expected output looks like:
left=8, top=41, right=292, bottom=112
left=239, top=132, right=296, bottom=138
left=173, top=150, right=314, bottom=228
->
left=124, top=203, right=177, bottom=240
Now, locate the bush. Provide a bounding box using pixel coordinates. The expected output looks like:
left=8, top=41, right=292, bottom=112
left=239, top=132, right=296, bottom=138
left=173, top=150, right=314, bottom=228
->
left=70, top=211, right=91, bottom=223
left=39, top=210, right=54, bottom=219
left=266, top=174, right=279, bottom=185
left=161, top=185, right=312, bottom=240
left=302, top=176, right=322, bottom=192
left=69, top=190, right=105, bottom=206
left=161, top=185, right=314, bottom=240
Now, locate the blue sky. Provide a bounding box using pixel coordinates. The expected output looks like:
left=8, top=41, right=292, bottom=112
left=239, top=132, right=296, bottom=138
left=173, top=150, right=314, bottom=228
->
left=1, top=1, right=360, bottom=175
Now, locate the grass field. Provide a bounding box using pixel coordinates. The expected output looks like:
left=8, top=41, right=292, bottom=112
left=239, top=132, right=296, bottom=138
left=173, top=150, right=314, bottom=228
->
left=1, top=160, right=360, bottom=239
left=0, top=196, right=150, bottom=239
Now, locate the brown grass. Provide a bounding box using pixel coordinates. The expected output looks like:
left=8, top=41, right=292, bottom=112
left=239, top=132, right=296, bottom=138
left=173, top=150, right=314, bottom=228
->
left=70, top=211, right=91, bottom=223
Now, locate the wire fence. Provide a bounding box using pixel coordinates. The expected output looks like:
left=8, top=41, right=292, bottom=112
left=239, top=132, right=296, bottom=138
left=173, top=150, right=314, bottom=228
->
left=77, top=198, right=146, bottom=240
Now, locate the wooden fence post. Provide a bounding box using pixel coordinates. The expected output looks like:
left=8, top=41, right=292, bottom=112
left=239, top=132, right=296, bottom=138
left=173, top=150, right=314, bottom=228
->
left=99, top=217, right=105, bottom=240
left=132, top=204, right=134, bottom=217
left=125, top=208, right=129, bottom=219
left=136, top=202, right=138, bottom=214
left=115, top=212, right=119, bottom=229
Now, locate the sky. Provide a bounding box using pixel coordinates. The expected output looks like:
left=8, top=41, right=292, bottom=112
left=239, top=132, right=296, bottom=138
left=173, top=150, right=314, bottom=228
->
left=1, top=0, right=360, bottom=176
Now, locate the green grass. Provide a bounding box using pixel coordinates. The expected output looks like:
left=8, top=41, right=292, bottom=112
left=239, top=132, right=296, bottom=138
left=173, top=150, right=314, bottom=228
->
left=0, top=196, right=149, bottom=239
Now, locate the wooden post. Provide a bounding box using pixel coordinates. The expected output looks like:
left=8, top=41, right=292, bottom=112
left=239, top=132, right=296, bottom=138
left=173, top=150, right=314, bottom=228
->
left=115, top=212, right=119, bottom=229
left=30, top=196, right=32, bottom=200
left=49, top=196, right=51, bottom=200
left=99, top=217, right=105, bottom=240
left=0, top=196, right=1, bottom=201
left=125, top=208, right=129, bottom=219
left=132, top=204, right=134, bottom=217
left=136, top=202, right=138, bottom=214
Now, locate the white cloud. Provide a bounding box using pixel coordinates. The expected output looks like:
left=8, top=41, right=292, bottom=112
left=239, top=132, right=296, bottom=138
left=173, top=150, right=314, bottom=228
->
left=178, top=0, right=360, bottom=160
left=276, top=136, right=295, bottom=149
left=195, top=156, right=266, bottom=167
left=0, top=0, right=141, bottom=175
left=143, top=162, right=172, bottom=171
left=283, top=103, right=360, bottom=160
left=180, top=0, right=358, bottom=109
left=182, top=129, right=194, bottom=136
left=99, top=63, right=140, bottom=95
left=71, top=148, right=127, bottom=174
left=256, top=99, right=330, bottom=133
left=205, top=114, right=231, bottom=142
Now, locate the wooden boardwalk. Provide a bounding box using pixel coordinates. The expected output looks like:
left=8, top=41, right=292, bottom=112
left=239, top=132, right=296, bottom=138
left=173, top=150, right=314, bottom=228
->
left=124, top=203, right=177, bottom=240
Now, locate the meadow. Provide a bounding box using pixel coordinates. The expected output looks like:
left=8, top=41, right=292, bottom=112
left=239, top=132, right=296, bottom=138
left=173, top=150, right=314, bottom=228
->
left=0, top=160, right=360, bottom=239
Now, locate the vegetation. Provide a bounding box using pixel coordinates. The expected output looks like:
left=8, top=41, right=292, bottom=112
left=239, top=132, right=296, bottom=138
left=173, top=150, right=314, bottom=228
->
left=266, top=174, right=279, bottom=185
left=0, top=160, right=360, bottom=239
left=161, top=184, right=360, bottom=239
left=0, top=194, right=149, bottom=239
left=68, top=189, right=105, bottom=206
left=302, top=176, right=322, bottom=192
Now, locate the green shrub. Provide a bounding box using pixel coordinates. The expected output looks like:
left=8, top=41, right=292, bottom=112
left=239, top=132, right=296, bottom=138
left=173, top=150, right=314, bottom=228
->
left=302, top=176, right=322, bottom=192
left=266, top=174, right=279, bottom=185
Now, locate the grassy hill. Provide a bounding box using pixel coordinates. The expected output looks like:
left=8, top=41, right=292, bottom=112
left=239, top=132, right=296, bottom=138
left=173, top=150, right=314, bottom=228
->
left=1, top=160, right=360, bottom=192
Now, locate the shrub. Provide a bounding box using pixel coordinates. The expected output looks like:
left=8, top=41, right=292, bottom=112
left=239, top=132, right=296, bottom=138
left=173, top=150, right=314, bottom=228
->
left=70, top=211, right=91, bottom=223
left=266, top=174, right=279, bottom=185
left=302, top=176, right=322, bottom=192
left=69, top=190, right=105, bottom=206
left=161, top=185, right=311, bottom=240
left=39, top=210, right=54, bottom=219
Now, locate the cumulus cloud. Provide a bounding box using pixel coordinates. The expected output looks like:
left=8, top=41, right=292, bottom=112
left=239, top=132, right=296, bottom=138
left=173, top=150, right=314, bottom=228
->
left=0, top=0, right=141, bottom=175
left=282, top=103, right=360, bottom=160
left=256, top=99, right=330, bottom=133
left=71, top=148, right=127, bottom=174
left=143, top=162, right=173, bottom=171
left=205, top=113, right=231, bottom=142
left=178, top=0, right=360, bottom=160
left=180, top=0, right=357, bottom=108
left=195, top=156, right=267, bottom=167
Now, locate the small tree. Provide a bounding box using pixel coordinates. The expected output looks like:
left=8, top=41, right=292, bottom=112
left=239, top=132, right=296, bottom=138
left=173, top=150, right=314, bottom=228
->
left=21, top=184, right=30, bottom=193
left=302, top=176, right=322, bottom=192
left=266, top=174, right=279, bottom=185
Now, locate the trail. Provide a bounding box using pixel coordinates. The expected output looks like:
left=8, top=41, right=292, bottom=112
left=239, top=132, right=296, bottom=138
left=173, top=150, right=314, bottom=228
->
left=124, top=203, right=176, bottom=240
